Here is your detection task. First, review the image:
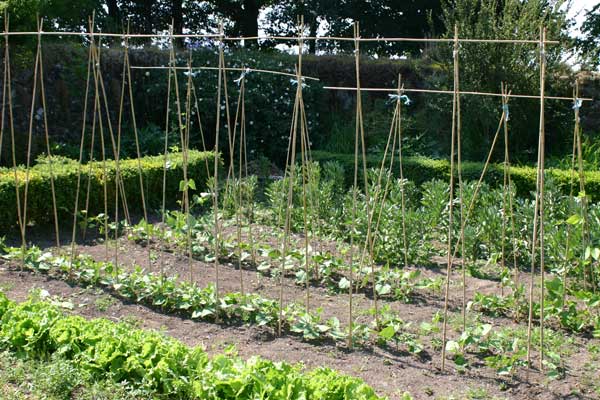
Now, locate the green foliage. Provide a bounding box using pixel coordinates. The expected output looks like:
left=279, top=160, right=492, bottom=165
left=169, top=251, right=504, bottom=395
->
left=470, top=276, right=600, bottom=336
left=577, top=3, right=600, bottom=69
left=138, top=48, right=326, bottom=165
left=265, top=0, right=442, bottom=56
left=421, top=0, right=572, bottom=160
left=0, top=150, right=215, bottom=229
left=0, top=244, right=366, bottom=348
left=376, top=307, right=423, bottom=354
left=549, top=136, right=600, bottom=171
left=0, top=0, right=100, bottom=34
left=443, top=322, right=564, bottom=378
left=263, top=161, right=345, bottom=236
left=0, top=292, right=384, bottom=399
left=312, top=150, right=600, bottom=200
left=0, top=350, right=153, bottom=399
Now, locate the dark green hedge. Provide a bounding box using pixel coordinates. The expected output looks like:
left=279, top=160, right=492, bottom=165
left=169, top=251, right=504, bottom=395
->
left=312, top=150, right=600, bottom=200
left=0, top=151, right=215, bottom=229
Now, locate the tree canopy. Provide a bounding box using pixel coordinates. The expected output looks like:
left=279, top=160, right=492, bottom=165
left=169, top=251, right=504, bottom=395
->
left=577, top=3, right=600, bottom=69
left=0, top=0, right=445, bottom=55
left=264, top=0, right=443, bottom=55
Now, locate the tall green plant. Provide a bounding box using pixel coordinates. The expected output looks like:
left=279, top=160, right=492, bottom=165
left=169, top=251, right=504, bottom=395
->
left=422, top=0, right=572, bottom=160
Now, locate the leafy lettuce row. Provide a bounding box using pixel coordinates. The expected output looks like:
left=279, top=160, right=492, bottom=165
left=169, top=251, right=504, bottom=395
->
left=0, top=291, right=386, bottom=399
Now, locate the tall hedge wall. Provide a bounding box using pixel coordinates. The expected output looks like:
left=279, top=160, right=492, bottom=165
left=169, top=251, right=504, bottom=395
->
left=0, top=150, right=215, bottom=230
left=312, top=150, right=600, bottom=200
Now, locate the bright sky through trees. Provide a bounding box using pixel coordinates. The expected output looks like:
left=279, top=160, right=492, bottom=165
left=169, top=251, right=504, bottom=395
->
left=568, top=0, right=598, bottom=36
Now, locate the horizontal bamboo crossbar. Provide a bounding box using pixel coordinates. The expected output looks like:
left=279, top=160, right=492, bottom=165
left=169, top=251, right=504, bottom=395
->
left=1, top=31, right=559, bottom=45
left=131, top=65, right=320, bottom=81
left=2, top=31, right=221, bottom=38
left=323, top=86, right=593, bottom=102
left=223, top=36, right=559, bottom=45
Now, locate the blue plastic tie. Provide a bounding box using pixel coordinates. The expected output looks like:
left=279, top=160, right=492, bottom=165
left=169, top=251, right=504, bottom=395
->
left=234, top=68, right=251, bottom=86
left=290, top=77, right=308, bottom=88
left=388, top=93, right=411, bottom=105
left=502, top=104, right=510, bottom=121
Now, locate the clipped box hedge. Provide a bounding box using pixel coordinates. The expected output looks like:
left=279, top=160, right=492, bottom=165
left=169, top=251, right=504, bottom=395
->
left=0, top=150, right=215, bottom=230
left=312, top=150, right=600, bottom=200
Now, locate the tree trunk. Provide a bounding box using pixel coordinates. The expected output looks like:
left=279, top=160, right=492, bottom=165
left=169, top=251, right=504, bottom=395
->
left=172, top=0, right=184, bottom=47
left=239, top=0, right=260, bottom=46
left=106, top=0, right=120, bottom=31
left=143, top=0, right=154, bottom=34
left=309, top=19, right=317, bottom=54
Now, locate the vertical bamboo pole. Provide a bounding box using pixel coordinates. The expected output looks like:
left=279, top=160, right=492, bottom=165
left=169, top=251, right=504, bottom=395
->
left=279, top=65, right=300, bottom=336
left=299, top=94, right=312, bottom=311
left=347, top=32, right=358, bottom=347
left=278, top=17, right=307, bottom=334
left=113, top=27, right=128, bottom=270
left=89, top=34, right=109, bottom=262
left=298, top=87, right=318, bottom=282
left=191, top=84, right=211, bottom=175
left=159, top=61, right=173, bottom=279
left=238, top=76, right=247, bottom=294
left=369, top=78, right=403, bottom=268
left=69, top=15, right=94, bottom=269
left=500, top=84, right=508, bottom=296
left=241, top=90, right=257, bottom=268
left=397, top=78, right=409, bottom=269
left=91, top=31, right=129, bottom=263
left=574, top=81, right=590, bottom=291
left=36, top=18, right=61, bottom=249
left=3, top=14, right=26, bottom=270
left=538, top=27, right=547, bottom=371
left=353, top=22, right=378, bottom=330
left=500, top=83, right=519, bottom=299
left=95, top=36, right=130, bottom=229
left=82, top=33, right=98, bottom=244
left=527, top=27, right=546, bottom=369
left=454, top=30, right=466, bottom=333
left=183, top=56, right=193, bottom=280
left=501, top=83, right=519, bottom=292
left=213, top=23, right=225, bottom=313
left=123, top=21, right=151, bottom=268
left=441, top=24, right=460, bottom=371
left=166, top=25, right=191, bottom=278
left=21, top=17, right=42, bottom=260
left=232, top=73, right=246, bottom=294
left=295, top=21, right=312, bottom=311
left=563, top=91, right=577, bottom=305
